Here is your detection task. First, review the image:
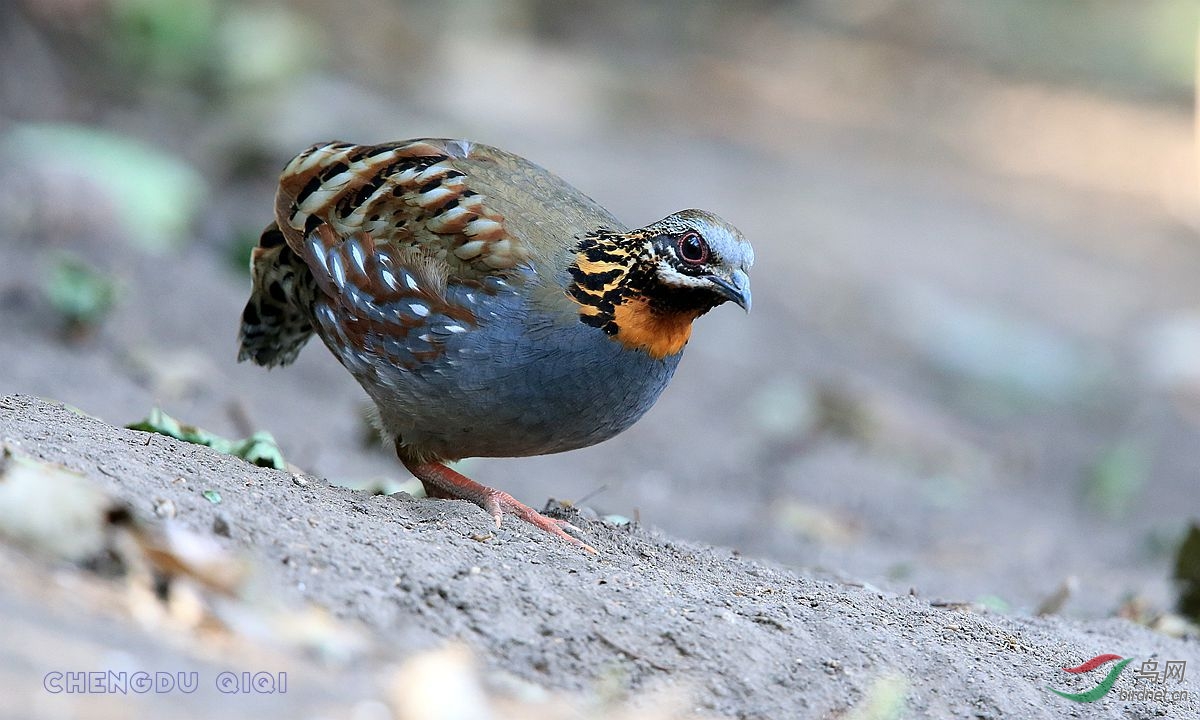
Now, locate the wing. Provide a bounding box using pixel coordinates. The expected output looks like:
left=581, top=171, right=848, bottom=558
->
left=273, top=139, right=529, bottom=373
left=275, top=139, right=531, bottom=278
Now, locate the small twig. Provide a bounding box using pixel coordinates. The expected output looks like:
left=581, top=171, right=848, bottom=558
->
left=575, top=483, right=608, bottom=506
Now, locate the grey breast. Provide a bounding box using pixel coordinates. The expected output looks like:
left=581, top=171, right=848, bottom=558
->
left=366, top=276, right=684, bottom=460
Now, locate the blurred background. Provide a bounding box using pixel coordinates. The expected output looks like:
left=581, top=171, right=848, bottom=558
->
left=2, top=0, right=1199, bottom=619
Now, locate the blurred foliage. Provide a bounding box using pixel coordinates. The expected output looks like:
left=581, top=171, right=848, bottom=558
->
left=747, top=375, right=816, bottom=439
left=844, top=673, right=908, bottom=720
left=1081, top=440, right=1150, bottom=519
left=43, top=254, right=119, bottom=339
left=108, top=0, right=219, bottom=84
left=127, top=407, right=286, bottom=470
left=102, top=0, right=321, bottom=93
left=226, top=229, right=259, bottom=276
left=4, top=123, right=206, bottom=253
left=774, top=500, right=858, bottom=544
left=919, top=474, right=970, bottom=511
left=215, top=3, right=323, bottom=89
left=973, top=594, right=1010, bottom=613
left=1174, top=521, right=1200, bottom=623
left=804, top=0, right=1197, bottom=101
left=895, top=285, right=1107, bottom=417
left=451, top=0, right=1196, bottom=101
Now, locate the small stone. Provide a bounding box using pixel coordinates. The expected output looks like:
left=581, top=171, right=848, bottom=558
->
left=212, top=515, right=231, bottom=538
left=153, top=498, right=176, bottom=519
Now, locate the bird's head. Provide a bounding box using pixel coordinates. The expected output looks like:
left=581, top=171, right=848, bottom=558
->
left=637, top=209, right=753, bottom=313
left=567, top=209, right=753, bottom=358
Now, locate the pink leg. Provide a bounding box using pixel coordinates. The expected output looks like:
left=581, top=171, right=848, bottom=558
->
left=401, top=457, right=597, bottom=554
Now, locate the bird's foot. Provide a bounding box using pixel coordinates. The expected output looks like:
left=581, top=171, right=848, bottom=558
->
left=402, top=459, right=597, bottom=554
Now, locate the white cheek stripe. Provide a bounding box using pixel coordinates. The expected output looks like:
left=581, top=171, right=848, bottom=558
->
left=655, top=259, right=710, bottom=289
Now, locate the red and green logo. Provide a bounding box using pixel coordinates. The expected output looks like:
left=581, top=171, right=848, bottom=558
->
left=1048, top=654, right=1131, bottom=703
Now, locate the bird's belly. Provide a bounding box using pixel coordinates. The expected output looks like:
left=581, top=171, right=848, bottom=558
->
left=332, top=301, right=683, bottom=460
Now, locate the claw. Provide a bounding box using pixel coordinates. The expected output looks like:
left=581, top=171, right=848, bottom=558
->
left=481, top=487, right=596, bottom=552
left=403, top=458, right=598, bottom=554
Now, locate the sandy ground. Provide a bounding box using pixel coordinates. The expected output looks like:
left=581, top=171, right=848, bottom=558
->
left=0, top=395, right=1196, bottom=719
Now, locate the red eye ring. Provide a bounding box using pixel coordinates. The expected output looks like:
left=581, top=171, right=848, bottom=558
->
left=677, top=232, right=709, bottom=265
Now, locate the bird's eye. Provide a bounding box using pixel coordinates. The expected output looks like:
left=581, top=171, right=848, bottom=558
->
left=677, top=232, right=709, bottom=265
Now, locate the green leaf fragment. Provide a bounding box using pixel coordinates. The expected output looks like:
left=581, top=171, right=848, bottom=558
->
left=109, top=0, right=218, bottom=83
left=202, top=489, right=221, bottom=504
left=43, top=255, right=118, bottom=330
left=3, top=123, right=206, bottom=253
left=227, top=230, right=259, bottom=276
left=127, top=407, right=285, bottom=470
left=846, top=673, right=909, bottom=720
left=974, top=594, right=1010, bottom=613
left=1174, top=521, right=1200, bottom=623
left=233, top=432, right=287, bottom=469
left=1083, top=440, right=1149, bottom=518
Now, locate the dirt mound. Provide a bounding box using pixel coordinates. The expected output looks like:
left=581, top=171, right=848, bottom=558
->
left=1, top=395, right=1193, bottom=719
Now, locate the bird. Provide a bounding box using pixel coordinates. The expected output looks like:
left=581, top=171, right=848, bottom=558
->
left=237, top=138, right=753, bottom=552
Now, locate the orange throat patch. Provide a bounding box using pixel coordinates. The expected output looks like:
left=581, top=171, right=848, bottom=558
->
left=609, top=296, right=698, bottom=359
left=566, top=228, right=700, bottom=359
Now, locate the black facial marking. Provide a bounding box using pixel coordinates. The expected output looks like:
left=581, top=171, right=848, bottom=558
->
left=580, top=313, right=608, bottom=329
left=565, top=230, right=631, bottom=331
left=653, top=235, right=709, bottom=276
left=647, top=285, right=722, bottom=316
left=582, top=243, right=622, bottom=263
left=569, top=265, right=621, bottom=291
left=567, top=228, right=727, bottom=333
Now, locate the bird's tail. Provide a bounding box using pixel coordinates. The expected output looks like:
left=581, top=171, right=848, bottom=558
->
left=237, top=223, right=317, bottom=367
